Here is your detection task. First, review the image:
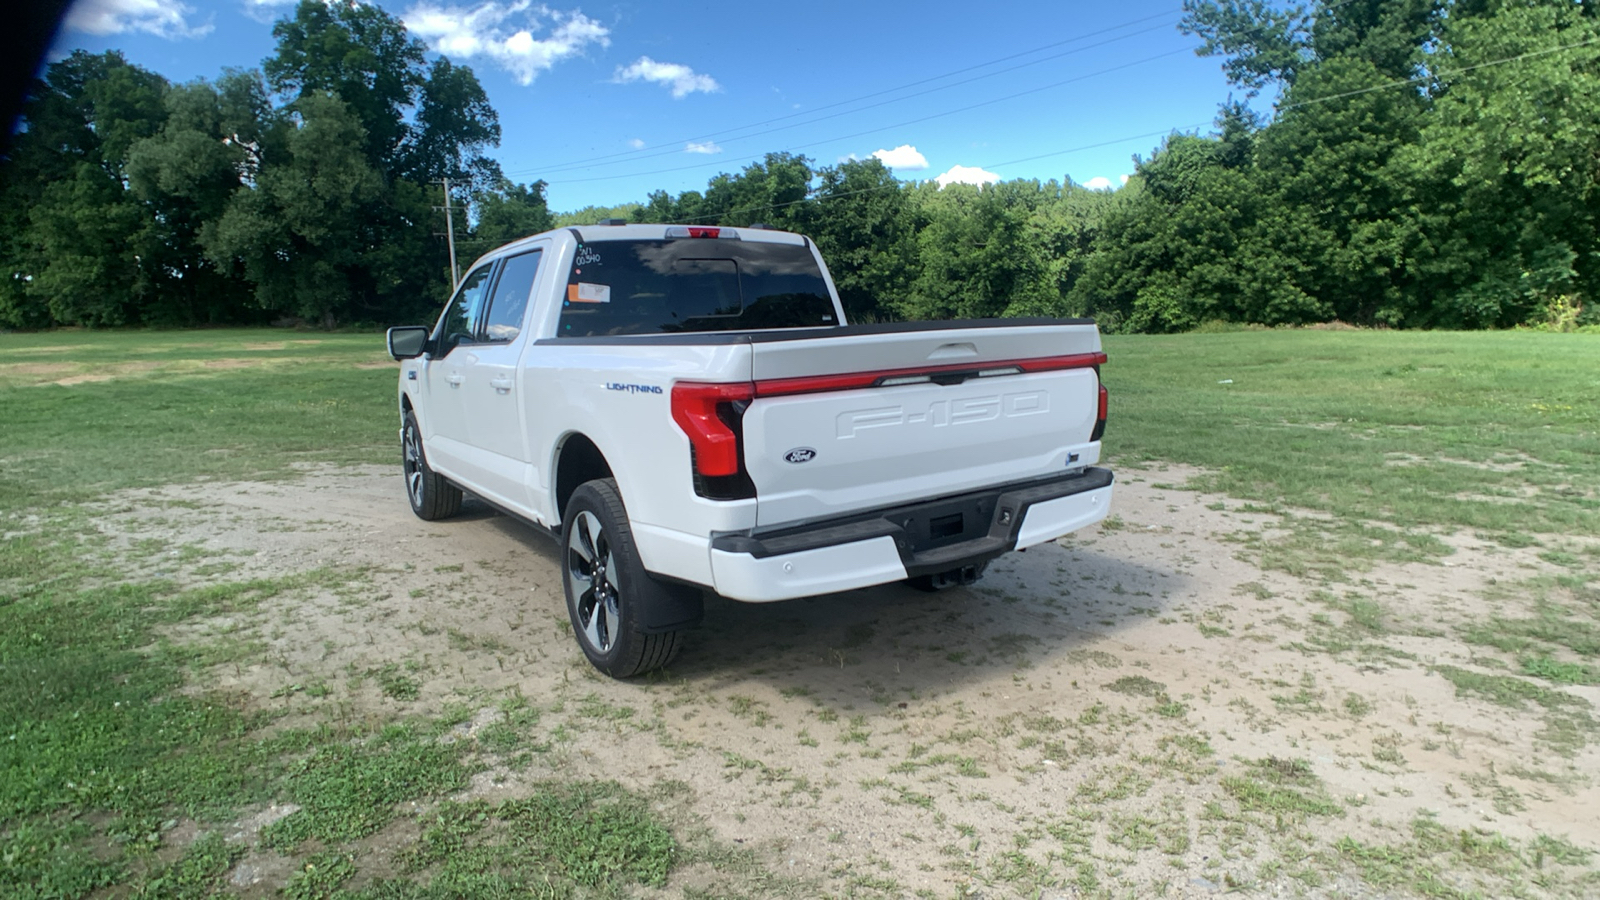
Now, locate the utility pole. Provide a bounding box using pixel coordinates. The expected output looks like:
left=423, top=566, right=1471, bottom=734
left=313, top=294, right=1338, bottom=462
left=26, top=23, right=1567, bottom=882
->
left=441, top=177, right=460, bottom=290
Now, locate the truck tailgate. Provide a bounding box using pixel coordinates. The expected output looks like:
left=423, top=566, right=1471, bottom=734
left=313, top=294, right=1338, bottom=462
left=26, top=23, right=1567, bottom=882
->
left=742, top=321, right=1104, bottom=527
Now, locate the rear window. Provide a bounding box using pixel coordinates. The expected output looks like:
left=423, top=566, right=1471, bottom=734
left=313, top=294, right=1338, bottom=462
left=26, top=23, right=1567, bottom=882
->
left=557, top=238, right=837, bottom=337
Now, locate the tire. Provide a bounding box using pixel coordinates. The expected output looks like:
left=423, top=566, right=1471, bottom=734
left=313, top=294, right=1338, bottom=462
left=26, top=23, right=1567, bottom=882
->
left=402, top=411, right=462, bottom=521
left=561, top=478, right=684, bottom=678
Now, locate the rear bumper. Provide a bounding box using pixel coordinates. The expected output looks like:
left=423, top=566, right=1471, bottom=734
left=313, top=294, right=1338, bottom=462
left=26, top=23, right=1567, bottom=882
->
left=708, top=468, right=1113, bottom=602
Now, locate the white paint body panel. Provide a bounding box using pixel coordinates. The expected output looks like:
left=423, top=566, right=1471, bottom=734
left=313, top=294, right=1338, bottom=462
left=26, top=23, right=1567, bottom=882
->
left=398, top=225, right=1111, bottom=602
left=1015, top=483, right=1115, bottom=550
left=709, top=537, right=908, bottom=603
left=743, top=368, right=1100, bottom=527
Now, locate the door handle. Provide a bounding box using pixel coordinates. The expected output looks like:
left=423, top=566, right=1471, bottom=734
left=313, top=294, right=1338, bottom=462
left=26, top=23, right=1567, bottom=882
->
left=446, top=374, right=463, bottom=387
left=490, top=376, right=513, bottom=394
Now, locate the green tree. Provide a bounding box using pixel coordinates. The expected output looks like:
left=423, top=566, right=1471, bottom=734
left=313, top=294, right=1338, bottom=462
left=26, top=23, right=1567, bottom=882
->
left=204, top=92, right=383, bottom=325
left=472, top=179, right=554, bottom=249
left=230, top=0, right=498, bottom=323
left=899, top=180, right=1047, bottom=321
left=1009, top=180, right=1116, bottom=318
left=1, top=1, right=502, bottom=328
left=1171, top=0, right=1600, bottom=329
left=0, top=51, right=169, bottom=327
left=264, top=0, right=427, bottom=174
left=554, top=202, right=642, bottom=227
left=634, top=189, right=687, bottom=224
left=26, top=164, right=153, bottom=326
left=1253, top=54, right=1426, bottom=325
left=799, top=158, right=912, bottom=322
left=699, top=152, right=814, bottom=228
left=408, top=57, right=502, bottom=190
left=1180, top=0, right=1313, bottom=95
left=125, top=72, right=274, bottom=324
left=1399, top=0, right=1600, bottom=326
left=1072, top=125, right=1329, bottom=331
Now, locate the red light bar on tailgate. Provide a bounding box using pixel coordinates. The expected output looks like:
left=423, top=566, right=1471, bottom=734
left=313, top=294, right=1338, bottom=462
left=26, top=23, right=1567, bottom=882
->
left=753, top=352, right=1107, bottom=398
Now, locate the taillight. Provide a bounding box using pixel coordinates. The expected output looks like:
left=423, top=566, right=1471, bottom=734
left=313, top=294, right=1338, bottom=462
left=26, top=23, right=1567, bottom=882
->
left=671, top=381, right=755, bottom=478
left=1090, top=383, right=1108, bottom=442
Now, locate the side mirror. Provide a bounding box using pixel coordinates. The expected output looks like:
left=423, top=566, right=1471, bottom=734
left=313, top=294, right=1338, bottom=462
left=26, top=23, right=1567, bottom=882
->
left=387, top=326, right=430, bottom=360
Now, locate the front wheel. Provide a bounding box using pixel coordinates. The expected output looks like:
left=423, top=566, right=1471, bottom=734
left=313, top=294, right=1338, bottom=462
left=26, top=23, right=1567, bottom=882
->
left=562, top=478, right=684, bottom=678
left=402, top=411, right=462, bottom=521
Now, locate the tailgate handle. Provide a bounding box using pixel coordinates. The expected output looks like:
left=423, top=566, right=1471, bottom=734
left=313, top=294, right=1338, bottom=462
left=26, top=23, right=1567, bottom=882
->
left=928, top=342, right=978, bottom=360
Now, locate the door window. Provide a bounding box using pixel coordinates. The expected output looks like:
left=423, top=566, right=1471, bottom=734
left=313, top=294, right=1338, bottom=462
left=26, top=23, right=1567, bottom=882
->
left=433, top=265, right=494, bottom=355
left=480, top=250, right=543, bottom=342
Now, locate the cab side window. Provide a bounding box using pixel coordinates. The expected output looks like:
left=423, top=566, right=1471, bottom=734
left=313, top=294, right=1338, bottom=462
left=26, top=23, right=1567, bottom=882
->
left=480, top=250, right=543, bottom=342
left=433, top=264, right=494, bottom=355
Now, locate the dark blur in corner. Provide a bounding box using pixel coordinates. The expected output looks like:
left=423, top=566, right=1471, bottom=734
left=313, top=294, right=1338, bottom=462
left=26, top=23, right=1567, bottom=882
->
left=2, top=0, right=73, bottom=155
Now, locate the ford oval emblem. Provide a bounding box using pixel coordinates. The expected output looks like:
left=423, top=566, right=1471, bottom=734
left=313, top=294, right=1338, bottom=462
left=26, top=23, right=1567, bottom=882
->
left=784, top=447, right=817, bottom=464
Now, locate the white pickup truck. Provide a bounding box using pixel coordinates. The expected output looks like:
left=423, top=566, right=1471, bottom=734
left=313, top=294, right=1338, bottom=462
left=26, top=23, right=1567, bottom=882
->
left=386, top=222, right=1113, bottom=677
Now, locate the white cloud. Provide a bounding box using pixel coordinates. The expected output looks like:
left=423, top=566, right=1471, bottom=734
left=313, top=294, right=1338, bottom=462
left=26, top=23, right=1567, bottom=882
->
left=684, top=140, right=722, bottom=155
left=238, top=0, right=298, bottom=25
left=628, top=138, right=646, bottom=149
left=1120, top=174, right=1131, bottom=185
left=871, top=144, right=928, bottom=170
left=1082, top=176, right=1115, bottom=191
left=934, top=164, right=1000, bottom=189
left=66, top=0, right=211, bottom=38
left=613, top=56, right=720, bottom=98
left=403, top=3, right=610, bottom=86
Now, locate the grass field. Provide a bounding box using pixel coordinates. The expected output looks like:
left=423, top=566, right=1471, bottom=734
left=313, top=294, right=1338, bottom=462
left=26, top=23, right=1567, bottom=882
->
left=1, top=326, right=1597, bottom=898
left=1105, top=329, right=1599, bottom=538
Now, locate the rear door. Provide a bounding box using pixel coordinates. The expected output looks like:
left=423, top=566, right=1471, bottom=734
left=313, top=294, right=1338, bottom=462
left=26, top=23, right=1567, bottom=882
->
left=740, top=323, right=1104, bottom=526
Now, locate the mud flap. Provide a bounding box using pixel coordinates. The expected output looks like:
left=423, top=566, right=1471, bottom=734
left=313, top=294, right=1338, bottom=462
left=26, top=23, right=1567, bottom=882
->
left=636, top=577, right=704, bottom=633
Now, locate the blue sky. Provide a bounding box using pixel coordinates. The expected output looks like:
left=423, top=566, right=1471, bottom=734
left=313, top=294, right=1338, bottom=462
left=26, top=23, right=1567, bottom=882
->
left=54, top=0, right=1248, bottom=212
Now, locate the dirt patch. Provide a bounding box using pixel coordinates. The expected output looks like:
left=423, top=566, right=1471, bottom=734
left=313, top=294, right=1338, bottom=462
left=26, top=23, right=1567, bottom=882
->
left=92, top=465, right=1600, bottom=897
left=1385, top=452, right=1538, bottom=472
left=241, top=340, right=328, bottom=351
left=35, top=357, right=282, bottom=386
left=1, top=361, right=76, bottom=377
left=5, top=344, right=95, bottom=355
left=49, top=360, right=165, bottom=385
left=7, top=353, right=379, bottom=385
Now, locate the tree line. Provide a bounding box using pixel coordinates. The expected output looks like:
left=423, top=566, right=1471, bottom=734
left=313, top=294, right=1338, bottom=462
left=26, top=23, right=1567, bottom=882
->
left=2, top=0, right=1596, bottom=332
left=0, top=0, right=552, bottom=329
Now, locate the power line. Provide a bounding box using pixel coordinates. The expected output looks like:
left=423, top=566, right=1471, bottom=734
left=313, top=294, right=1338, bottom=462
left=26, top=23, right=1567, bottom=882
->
left=521, top=1, right=1384, bottom=187
left=1279, top=35, right=1600, bottom=112
left=506, top=0, right=1375, bottom=185
left=504, top=9, right=1185, bottom=178
left=672, top=124, right=1204, bottom=224
left=661, top=33, right=1600, bottom=225
left=543, top=45, right=1197, bottom=186
left=979, top=123, right=1207, bottom=171
left=511, top=17, right=1183, bottom=178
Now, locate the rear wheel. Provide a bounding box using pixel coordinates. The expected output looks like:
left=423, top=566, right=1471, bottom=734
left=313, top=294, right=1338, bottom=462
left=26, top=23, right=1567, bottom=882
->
left=402, top=411, right=462, bottom=521
left=562, top=478, right=683, bottom=678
